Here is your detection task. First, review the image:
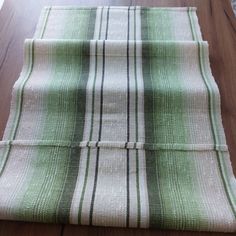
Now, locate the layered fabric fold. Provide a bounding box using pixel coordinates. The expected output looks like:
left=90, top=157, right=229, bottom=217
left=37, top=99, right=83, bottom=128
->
left=34, top=6, right=203, bottom=40
left=0, top=6, right=235, bottom=233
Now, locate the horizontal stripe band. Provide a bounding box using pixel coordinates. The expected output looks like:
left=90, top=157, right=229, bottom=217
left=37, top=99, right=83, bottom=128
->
left=42, top=6, right=197, bottom=11
left=25, top=39, right=208, bottom=58
left=0, top=140, right=228, bottom=151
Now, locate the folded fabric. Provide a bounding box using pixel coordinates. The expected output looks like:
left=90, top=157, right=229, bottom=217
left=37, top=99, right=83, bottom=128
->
left=0, top=6, right=235, bottom=233
left=34, top=6, right=203, bottom=40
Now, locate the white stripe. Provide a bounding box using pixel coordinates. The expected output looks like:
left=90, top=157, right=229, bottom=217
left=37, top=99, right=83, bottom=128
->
left=180, top=44, right=214, bottom=146
left=0, top=43, right=53, bottom=219
left=128, top=150, right=138, bottom=227
left=135, top=7, right=141, bottom=40
left=39, top=8, right=67, bottom=38
left=0, top=146, right=35, bottom=219
left=128, top=42, right=137, bottom=142
left=193, top=152, right=235, bottom=231
left=128, top=7, right=140, bottom=227
left=92, top=149, right=127, bottom=227
left=92, top=41, right=128, bottom=225
left=135, top=9, right=145, bottom=143
left=14, top=46, right=52, bottom=140
left=171, top=10, right=200, bottom=40
left=100, top=6, right=108, bottom=39
left=69, top=148, right=89, bottom=224
left=80, top=148, right=98, bottom=225
left=138, top=150, right=150, bottom=228
left=82, top=42, right=97, bottom=141
left=106, top=7, right=128, bottom=39
left=91, top=41, right=103, bottom=141
left=99, top=42, right=128, bottom=141
left=93, top=8, right=102, bottom=39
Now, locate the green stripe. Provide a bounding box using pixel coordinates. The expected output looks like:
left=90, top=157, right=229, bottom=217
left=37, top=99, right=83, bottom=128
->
left=57, top=43, right=91, bottom=223
left=141, top=7, right=173, bottom=40
left=57, top=9, right=96, bottom=223
left=15, top=44, right=68, bottom=221
left=63, top=8, right=96, bottom=39
left=14, top=42, right=88, bottom=222
left=141, top=11, right=162, bottom=226
left=143, top=40, right=205, bottom=229
left=37, top=43, right=82, bottom=221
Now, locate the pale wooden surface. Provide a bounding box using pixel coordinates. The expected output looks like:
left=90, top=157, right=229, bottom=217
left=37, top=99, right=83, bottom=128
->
left=0, top=0, right=235, bottom=235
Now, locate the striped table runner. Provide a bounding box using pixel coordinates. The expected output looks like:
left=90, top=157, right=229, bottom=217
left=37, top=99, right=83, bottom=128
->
left=0, top=6, right=235, bottom=232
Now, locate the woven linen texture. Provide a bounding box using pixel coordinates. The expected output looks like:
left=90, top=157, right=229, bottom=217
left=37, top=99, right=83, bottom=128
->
left=0, top=6, right=235, bottom=232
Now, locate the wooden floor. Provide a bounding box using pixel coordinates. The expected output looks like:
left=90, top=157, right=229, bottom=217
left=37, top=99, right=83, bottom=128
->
left=0, top=0, right=235, bottom=235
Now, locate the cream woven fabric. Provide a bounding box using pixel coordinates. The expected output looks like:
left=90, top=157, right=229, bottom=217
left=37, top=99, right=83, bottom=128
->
left=0, top=6, right=235, bottom=232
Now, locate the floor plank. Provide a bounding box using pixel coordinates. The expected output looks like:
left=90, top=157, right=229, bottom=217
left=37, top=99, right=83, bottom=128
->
left=62, top=224, right=232, bottom=236
left=0, top=221, right=62, bottom=236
